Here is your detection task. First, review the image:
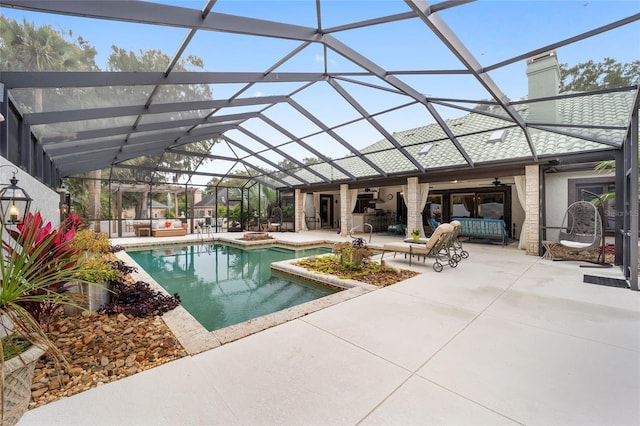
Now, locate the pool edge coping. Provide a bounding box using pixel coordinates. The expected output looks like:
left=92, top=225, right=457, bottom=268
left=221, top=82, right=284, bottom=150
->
left=115, top=244, right=380, bottom=356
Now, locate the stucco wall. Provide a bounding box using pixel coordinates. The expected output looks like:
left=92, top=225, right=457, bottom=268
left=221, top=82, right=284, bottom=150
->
left=375, top=186, right=401, bottom=211
left=0, top=157, right=61, bottom=227
left=544, top=169, right=613, bottom=241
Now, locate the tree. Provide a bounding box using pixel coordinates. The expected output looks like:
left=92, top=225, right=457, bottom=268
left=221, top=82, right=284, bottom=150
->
left=0, top=16, right=97, bottom=111
left=105, top=48, right=218, bottom=218
left=1, top=17, right=102, bottom=227
left=559, top=58, right=640, bottom=92
left=561, top=58, right=640, bottom=205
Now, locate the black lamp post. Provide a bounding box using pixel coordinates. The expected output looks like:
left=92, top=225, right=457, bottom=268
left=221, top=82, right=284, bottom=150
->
left=0, top=168, right=32, bottom=225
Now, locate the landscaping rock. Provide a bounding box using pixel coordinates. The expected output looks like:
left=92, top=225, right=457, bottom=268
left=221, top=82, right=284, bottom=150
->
left=29, top=312, right=187, bottom=410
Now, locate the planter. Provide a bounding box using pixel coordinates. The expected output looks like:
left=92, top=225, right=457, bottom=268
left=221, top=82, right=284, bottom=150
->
left=64, top=281, right=111, bottom=315
left=2, top=343, right=46, bottom=426
left=412, top=235, right=420, bottom=241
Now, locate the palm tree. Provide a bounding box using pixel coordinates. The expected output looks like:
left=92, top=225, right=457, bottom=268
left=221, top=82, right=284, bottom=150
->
left=594, top=148, right=640, bottom=203
left=0, top=16, right=96, bottom=110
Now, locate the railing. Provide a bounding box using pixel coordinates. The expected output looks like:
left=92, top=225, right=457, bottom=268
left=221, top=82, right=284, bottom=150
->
left=349, top=223, right=372, bottom=243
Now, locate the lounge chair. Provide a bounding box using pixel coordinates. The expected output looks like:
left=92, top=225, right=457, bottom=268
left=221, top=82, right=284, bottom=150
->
left=382, top=223, right=457, bottom=272
left=449, top=220, right=469, bottom=262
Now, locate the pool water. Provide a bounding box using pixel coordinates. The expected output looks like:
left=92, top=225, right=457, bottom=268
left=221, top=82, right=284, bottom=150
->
left=127, top=243, right=337, bottom=331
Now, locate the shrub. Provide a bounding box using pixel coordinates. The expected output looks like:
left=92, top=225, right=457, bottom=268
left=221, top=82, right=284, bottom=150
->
left=76, top=255, right=122, bottom=283
left=99, top=280, right=180, bottom=318
left=3, top=212, right=84, bottom=329
left=72, top=229, right=111, bottom=253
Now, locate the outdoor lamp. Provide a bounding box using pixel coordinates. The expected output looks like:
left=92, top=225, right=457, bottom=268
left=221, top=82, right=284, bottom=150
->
left=0, top=168, right=32, bottom=225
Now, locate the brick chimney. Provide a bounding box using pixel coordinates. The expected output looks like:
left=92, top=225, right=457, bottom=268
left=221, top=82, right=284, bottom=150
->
left=526, top=50, right=560, bottom=124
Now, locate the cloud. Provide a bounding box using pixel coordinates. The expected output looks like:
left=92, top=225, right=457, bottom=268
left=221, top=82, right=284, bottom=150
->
left=253, top=91, right=265, bottom=97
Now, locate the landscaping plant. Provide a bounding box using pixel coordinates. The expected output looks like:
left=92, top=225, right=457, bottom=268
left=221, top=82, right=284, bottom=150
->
left=0, top=212, right=89, bottom=425
left=3, top=212, right=87, bottom=330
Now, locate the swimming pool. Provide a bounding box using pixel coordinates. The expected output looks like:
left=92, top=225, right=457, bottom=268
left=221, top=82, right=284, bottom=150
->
left=127, top=243, right=337, bottom=331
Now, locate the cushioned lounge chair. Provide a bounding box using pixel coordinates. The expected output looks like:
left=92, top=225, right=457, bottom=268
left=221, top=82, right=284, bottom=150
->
left=449, top=220, right=469, bottom=262
left=382, top=223, right=457, bottom=272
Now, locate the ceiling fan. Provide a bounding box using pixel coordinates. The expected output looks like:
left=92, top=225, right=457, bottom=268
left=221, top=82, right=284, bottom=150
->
left=492, top=177, right=504, bottom=187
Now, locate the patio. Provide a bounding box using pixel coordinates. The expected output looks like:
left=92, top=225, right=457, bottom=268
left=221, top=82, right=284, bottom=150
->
left=19, top=232, right=640, bottom=425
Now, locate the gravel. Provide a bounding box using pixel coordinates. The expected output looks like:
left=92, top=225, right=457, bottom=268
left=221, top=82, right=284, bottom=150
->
left=29, top=311, right=187, bottom=410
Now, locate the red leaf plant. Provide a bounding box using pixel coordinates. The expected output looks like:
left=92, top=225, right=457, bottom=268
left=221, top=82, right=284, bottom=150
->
left=4, top=212, right=83, bottom=329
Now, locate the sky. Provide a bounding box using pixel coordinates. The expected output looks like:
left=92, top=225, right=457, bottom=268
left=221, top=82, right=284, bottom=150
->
left=1, top=0, right=638, bottom=185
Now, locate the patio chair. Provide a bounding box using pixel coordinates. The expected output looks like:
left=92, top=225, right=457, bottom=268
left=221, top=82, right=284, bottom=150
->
left=449, top=220, right=469, bottom=262
left=382, top=223, right=457, bottom=272
left=269, top=207, right=283, bottom=232
left=558, top=201, right=602, bottom=251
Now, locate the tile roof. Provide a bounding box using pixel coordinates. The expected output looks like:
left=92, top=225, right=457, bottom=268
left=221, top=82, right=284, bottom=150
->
left=327, top=90, right=634, bottom=178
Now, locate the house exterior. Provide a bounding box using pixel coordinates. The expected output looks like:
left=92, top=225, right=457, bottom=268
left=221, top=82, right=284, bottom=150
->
left=292, top=51, right=630, bottom=257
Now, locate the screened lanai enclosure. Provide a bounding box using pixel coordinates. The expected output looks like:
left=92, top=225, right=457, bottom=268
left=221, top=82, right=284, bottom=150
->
left=0, top=1, right=638, bottom=287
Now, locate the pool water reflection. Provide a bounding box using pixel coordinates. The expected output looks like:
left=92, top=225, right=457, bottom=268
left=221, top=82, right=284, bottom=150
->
left=127, top=243, right=337, bottom=331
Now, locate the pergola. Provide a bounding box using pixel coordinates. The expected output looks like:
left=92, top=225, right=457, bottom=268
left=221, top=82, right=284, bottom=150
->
left=0, top=0, right=638, bottom=287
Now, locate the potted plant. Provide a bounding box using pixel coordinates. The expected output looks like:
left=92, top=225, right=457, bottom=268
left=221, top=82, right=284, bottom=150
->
left=73, top=255, right=122, bottom=311
left=68, top=229, right=120, bottom=312
left=0, top=212, right=86, bottom=425
left=411, top=229, right=421, bottom=241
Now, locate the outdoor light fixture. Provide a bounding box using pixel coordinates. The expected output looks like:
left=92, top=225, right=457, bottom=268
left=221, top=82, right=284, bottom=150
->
left=0, top=166, right=32, bottom=225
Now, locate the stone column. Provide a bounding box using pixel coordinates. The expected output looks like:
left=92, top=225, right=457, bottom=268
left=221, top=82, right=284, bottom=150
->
left=524, top=164, right=540, bottom=255
left=406, top=177, right=421, bottom=237
left=294, top=188, right=303, bottom=232
left=340, top=184, right=349, bottom=237
left=87, top=169, right=102, bottom=232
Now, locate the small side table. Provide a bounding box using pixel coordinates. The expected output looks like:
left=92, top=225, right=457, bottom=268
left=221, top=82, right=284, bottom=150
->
left=541, top=241, right=556, bottom=260
left=136, top=227, right=151, bottom=237
left=403, top=238, right=428, bottom=244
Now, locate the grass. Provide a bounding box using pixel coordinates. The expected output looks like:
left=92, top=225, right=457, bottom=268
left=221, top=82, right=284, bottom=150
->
left=2, top=336, right=32, bottom=361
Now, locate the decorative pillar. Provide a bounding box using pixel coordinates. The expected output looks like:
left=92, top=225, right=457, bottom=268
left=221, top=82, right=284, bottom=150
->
left=406, top=177, right=420, bottom=238
left=294, top=188, right=303, bottom=232
left=524, top=164, right=540, bottom=255
left=340, top=184, right=349, bottom=237
left=87, top=169, right=101, bottom=232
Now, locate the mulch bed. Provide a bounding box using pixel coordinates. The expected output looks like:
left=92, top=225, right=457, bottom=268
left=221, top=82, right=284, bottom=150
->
left=294, top=258, right=419, bottom=287
left=545, top=243, right=639, bottom=271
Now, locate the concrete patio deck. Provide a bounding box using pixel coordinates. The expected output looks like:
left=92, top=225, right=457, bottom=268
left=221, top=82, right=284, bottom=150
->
left=19, top=231, right=640, bottom=425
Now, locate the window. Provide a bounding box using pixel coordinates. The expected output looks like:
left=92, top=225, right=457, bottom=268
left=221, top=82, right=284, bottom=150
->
left=487, top=129, right=506, bottom=143
left=353, top=193, right=373, bottom=213
left=451, top=193, right=476, bottom=218
left=419, top=143, right=434, bottom=154
left=569, top=178, right=615, bottom=234
left=478, top=192, right=505, bottom=220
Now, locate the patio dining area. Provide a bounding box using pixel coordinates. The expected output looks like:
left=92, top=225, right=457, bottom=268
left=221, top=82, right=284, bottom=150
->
left=19, top=232, right=640, bottom=425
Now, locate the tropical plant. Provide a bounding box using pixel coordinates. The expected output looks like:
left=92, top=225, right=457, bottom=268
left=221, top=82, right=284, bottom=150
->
left=411, top=229, right=421, bottom=238
left=0, top=211, right=88, bottom=424
left=3, top=212, right=84, bottom=328
left=592, top=150, right=640, bottom=204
